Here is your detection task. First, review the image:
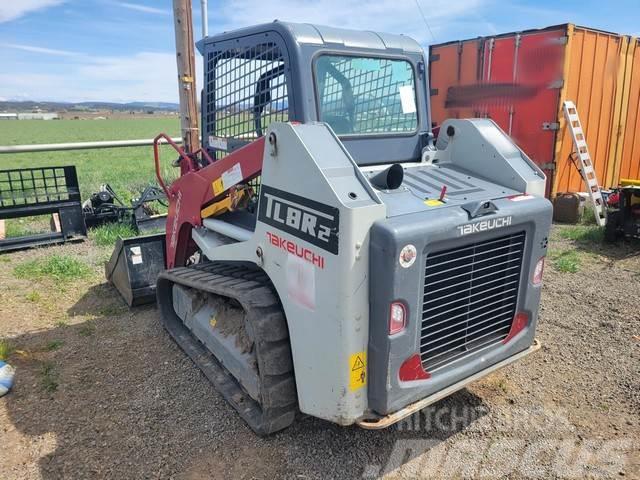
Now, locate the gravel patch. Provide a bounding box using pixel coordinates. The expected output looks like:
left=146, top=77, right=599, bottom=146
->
left=0, top=227, right=638, bottom=479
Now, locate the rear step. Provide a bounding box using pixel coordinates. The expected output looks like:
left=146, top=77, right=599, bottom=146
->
left=156, top=263, right=297, bottom=435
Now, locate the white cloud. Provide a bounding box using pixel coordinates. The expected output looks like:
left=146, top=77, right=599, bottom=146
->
left=0, top=0, right=65, bottom=23
left=1, top=43, right=80, bottom=57
left=0, top=0, right=490, bottom=103
left=116, top=2, right=171, bottom=16
left=0, top=52, right=185, bottom=103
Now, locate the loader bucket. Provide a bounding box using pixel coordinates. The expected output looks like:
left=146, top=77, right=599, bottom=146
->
left=105, top=233, right=166, bottom=306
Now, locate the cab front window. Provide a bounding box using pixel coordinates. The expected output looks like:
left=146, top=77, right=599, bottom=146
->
left=315, top=55, right=418, bottom=135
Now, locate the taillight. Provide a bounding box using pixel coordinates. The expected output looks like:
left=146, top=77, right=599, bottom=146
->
left=503, top=311, right=529, bottom=344
left=532, top=257, right=545, bottom=285
left=399, top=354, right=430, bottom=381
left=389, top=302, right=406, bottom=335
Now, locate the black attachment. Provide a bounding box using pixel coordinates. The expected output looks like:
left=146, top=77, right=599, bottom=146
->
left=105, top=233, right=166, bottom=306
left=370, top=164, right=404, bottom=190
left=0, top=166, right=86, bottom=252
left=82, top=183, right=167, bottom=232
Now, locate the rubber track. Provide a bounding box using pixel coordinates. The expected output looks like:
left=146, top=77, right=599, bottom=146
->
left=156, top=262, right=297, bottom=435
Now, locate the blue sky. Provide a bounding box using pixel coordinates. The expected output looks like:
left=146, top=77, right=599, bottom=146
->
left=0, top=0, right=638, bottom=103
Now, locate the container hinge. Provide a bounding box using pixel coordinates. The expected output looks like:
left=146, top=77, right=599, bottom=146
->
left=430, top=53, right=440, bottom=62
left=515, top=33, right=522, bottom=47
left=430, top=88, right=439, bottom=96
left=549, top=35, right=569, bottom=46
left=548, top=79, right=564, bottom=89
left=542, top=122, right=560, bottom=131
left=540, top=162, right=556, bottom=171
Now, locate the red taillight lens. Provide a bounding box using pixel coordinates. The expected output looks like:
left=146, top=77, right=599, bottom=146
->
left=532, top=257, right=545, bottom=285
left=503, top=311, right=529, bottom=344
left=389, top=302, right=406, bottom=335
left=399, top=354, right=430, bottom=381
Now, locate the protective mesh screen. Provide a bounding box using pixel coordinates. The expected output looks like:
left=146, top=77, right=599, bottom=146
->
left=0, top=167, right=75, bottom=208
left=204, top=42, right=288, bottom=159
left=315, top=55, right=418, bottom=135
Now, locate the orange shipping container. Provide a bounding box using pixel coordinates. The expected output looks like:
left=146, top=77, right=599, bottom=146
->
left=429, top=24, right=640, bottom=197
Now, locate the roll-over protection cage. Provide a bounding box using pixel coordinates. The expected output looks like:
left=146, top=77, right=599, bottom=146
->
left=197, top=21, right=433, bottom=170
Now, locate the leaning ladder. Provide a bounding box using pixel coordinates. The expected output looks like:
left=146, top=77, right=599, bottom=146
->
left=562, top=100, right=607, bottom=226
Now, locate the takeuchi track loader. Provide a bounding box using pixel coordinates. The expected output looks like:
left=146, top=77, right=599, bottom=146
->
left=135, top=22, right=552, bottom=435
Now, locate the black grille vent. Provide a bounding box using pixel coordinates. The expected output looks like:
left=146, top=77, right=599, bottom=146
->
left=420, top=232, right=525, bottom=372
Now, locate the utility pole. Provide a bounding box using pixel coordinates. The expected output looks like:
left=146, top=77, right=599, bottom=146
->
left=172, top=0, right=200, bottom=155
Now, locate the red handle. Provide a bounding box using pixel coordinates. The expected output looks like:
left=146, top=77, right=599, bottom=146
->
left=153, top=133, right=196, bottom=197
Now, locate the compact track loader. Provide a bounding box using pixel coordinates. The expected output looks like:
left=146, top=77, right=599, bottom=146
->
left=119, top=22, right=552, bottom=435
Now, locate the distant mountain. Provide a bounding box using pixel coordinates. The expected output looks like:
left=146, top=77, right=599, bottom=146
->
left=0, top=100, right=179, bottom=112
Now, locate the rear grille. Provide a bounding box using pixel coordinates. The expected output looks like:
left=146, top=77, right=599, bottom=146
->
left=420, top=232, right=525, bottom=372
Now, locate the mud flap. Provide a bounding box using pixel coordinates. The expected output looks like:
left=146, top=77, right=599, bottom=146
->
left=105, top=233, right=166, bottom=306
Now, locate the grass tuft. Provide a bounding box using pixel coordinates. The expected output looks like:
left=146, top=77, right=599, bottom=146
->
left=40, top=361, right=59, bottom=392
left=581, top=206, right=597, bottom=225
left=552, top=250, right=581, bottom=273
left=55, top=319, right=68, bottom=328
left=90, top=223, right=137, bottom=247
left=98, top=304, right=127, bottom=316
left=558, top=225, right=603, bottom=244
left=25, top=291, right=41, bottom=303
left=78, top=321, right=96, bottom=337
left=45, top=340, right=63, bottom=351
left=498, top=378, right=509, bottom=393
left=0, top=339, right=13, bottom=361
left=14, top=254, right=91, bottom=282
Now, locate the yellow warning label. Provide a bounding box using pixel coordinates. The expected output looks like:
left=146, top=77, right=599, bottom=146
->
left=349, top=351, right=367, bottom=391
left=424, top=199, right=444, bottom=207
left=212, top=177, right=224, bottom=197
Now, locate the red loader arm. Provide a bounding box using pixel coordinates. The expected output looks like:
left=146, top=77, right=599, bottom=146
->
left=153, top=134, right=265, bottom=268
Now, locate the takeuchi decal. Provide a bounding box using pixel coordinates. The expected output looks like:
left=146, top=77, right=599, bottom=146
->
left=266, top=231, right=325, bottom=269
left=457, top=216, right=513, bottom=236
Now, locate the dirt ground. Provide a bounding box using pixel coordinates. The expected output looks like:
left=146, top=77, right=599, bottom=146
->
left=0, top=225, right=638, bottom=479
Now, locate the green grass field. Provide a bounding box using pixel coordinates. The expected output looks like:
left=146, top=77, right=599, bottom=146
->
left=0, top=118, right=181, bottom=240
left=0, top=118, right=181, bottom=203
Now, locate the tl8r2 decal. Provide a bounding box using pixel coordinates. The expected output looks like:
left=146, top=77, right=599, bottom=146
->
left=258, top=185, right=339, bottom=254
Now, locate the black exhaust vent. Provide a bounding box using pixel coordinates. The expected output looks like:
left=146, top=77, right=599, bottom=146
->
left=420, top=232, right=525, bottom=372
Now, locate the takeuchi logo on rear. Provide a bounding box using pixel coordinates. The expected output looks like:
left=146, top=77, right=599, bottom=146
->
left=457, top=216, right=513, bottom=236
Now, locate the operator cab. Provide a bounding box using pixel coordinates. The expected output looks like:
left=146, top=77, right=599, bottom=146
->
left=196, top=21, right=431, bottom=167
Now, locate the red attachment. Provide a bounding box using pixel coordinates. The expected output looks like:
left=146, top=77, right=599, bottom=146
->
left=399, top=354, right=431, bottom=382
left=607, top=191, right=620, bottom=207
left=503, top=311, right=529, bottom=344
left=155, top=135, right=266, bottom=268
left=153, top=133, right=215, bottom=197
